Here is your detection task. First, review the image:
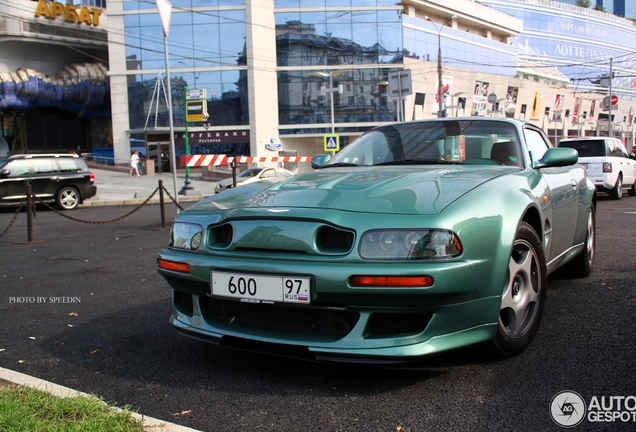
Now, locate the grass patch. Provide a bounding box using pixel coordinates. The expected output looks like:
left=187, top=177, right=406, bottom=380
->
left=0, top=382, right=145, bottom=431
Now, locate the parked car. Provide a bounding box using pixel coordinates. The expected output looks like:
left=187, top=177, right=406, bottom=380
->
left=558, top=137, right=636, bottom=199
left=158, top=118, right=596, bottom=363
left=0, top=154, right=97, bottom=210
left=214, top=167, right=294, bottom=193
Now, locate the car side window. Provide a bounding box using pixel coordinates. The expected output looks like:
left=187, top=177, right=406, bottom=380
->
left=607, top=141, right=617, bottom=157
left=57, top=158, right=80, bottom=172
left=6, top=160, right=29, bottom=177
left=523, top=128, right=550, bottom=162
left=261, top=170, right=275, bottom=178
left=32, top=158, right=58, bottom=174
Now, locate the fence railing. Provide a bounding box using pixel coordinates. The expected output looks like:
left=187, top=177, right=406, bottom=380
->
left=0, top=180, right=182, bottom=243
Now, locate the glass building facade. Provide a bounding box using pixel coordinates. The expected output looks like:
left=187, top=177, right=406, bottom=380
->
left=274, top=1, right=403, bottom=134
left=483, top=0, right=636, bottom=101
left=110, top=0, right=636, bottom=163
left=402, top=15, right=518, bottom=78
left=122, top=0, right=249, bottom=155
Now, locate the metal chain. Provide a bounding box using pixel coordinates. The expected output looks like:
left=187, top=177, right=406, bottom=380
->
left=162, top=186, right=184, bottom=211
left=0, top=199, right=25, bottom=239
left=33, top=187, right=160, bottom=224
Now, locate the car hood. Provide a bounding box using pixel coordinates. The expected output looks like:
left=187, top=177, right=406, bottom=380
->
left=193, top=166, right=517, bottom=215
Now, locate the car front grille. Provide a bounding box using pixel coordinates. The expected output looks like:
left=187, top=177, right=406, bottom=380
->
left=366, top=312, right=432, bottom=336
left=201, top=298, right=360, bottom=337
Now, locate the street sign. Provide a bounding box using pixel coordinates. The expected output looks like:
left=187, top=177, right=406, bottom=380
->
left=487, top=93, right=497, bottom=104
left=186, top=100, right=209, bottom=122
left=155, top=0, right=172, bottom=37
left=603, top=95, right=618, bottom=108
left=324, top=134, right=340, bottom=152
left=186, top=88, right=206, bottom=100
left=388, top=70, right=413, bottom=99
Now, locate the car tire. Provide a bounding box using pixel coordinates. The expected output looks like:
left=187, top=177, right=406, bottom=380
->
left=628, top=181, right=636, bottom=197
left=491, top=222, right=547, bottom=357
left=610, top=175, right=622, bottom=200
left=562, top=205, right=595, bottom=278
left=56, top=187, right=80, bottom=210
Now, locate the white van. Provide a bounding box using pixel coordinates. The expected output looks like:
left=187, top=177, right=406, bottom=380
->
left=558, top=137, right=636, bottom=199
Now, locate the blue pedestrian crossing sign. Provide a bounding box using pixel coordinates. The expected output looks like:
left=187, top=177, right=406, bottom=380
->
left=324, top=134, right=340, bottom=152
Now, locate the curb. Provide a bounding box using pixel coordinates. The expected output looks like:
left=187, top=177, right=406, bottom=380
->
left=80, top=196, right=211, bottom=208
left=0, top=367, right=202, bottom=432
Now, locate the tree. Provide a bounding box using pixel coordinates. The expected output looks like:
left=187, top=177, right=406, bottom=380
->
left=576, top=0, right=591, bottom=8
left=593, top=4, right=607, bottom=12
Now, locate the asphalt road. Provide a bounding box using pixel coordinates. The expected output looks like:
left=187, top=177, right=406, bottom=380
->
left=1, top=197, right=635, bottom=431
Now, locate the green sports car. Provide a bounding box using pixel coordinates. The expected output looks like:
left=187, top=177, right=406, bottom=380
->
left=157, top=118, right=596, bottom=362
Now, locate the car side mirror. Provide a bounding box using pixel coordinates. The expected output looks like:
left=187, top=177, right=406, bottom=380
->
left=0, top=169, right=9, bottom=179
left=311, top=154, right=331, bottom=169
left=534, top=148, right=578, bottom=169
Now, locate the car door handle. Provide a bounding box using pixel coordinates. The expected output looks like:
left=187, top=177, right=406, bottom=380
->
left=571, top=180, right=577, bottom=188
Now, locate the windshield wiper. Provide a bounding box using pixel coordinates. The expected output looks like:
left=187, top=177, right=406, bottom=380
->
left=374, top=158, right=463, bottom=166
left=320, top=162, right=362, bottom=168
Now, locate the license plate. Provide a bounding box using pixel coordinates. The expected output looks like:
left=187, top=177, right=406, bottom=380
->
left=211, top=271, right=311, bottom=304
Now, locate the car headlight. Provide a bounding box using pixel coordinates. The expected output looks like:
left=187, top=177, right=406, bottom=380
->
left=359, top=229, right=462, bottom=260
left=170, top=222, right=203, bottom=250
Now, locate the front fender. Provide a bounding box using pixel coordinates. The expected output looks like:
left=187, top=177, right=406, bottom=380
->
left=442, top=170, right=549, bottom=318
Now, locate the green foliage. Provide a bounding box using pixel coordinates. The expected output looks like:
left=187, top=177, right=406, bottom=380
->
left=593, top=5, right=607, bottom=12
left=0, top=384, right=144, bottom=432
left=576, top=0, right=591, bottom=8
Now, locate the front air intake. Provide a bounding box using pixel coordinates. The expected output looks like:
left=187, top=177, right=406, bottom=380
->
left=316, top=225, right=355, bottom=253
left=209, top=224, right=233, bottom=248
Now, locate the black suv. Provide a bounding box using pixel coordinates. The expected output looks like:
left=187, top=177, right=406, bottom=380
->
left=0, top=154, right=97, bottom=210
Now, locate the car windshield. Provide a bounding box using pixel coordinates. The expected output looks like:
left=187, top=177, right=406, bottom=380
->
left=324, top=120, right=523, bottom=167
left=237, top=169, right=262, bottom=178
left=0, top=159, right=9, bottom=169
left=558, top=140, right=605, bottom=157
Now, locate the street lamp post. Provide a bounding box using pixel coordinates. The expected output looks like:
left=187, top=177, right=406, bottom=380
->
left=310, top=70, right=349, bottom=133
left=426, top=15, right=457, bottom=118
left=310, top=69, right=349, bottom=155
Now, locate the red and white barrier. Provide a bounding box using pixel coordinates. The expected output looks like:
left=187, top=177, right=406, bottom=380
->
left=180, top=154, right=312, bottom=167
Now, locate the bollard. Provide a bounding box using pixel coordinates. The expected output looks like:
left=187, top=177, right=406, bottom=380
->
left=159, top=179, right=166, bottom=229
left=152, top=179, right=170, bottom=231
left=231, top=160, right=237, bottom=188
left=26, top=182, right=34, bottom=242
left=14, top=182, right=45, bottom=245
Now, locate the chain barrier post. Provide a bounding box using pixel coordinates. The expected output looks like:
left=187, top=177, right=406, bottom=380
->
left=15, top=182, right=45, bottom=245
left=27, top=183, right=33, bottom=242
left=158, top=179, right=168, bottom=230
left=231, top=159, right=237, bottom=188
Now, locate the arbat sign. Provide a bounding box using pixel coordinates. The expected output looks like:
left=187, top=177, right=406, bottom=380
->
left=34, top=0, right=103, bottom=26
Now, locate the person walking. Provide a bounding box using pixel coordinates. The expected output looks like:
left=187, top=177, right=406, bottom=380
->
left=130, top=150, right=142, bottom=177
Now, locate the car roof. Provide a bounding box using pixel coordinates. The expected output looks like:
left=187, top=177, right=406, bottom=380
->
left=560, top=137, right=619, bottom=142
left=8, top=154, right=80, bottom=160
left=388, top=117, right=540, bottom=131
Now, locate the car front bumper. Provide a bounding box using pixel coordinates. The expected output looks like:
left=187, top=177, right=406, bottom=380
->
left=158, top=249, right=501, bottom=362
